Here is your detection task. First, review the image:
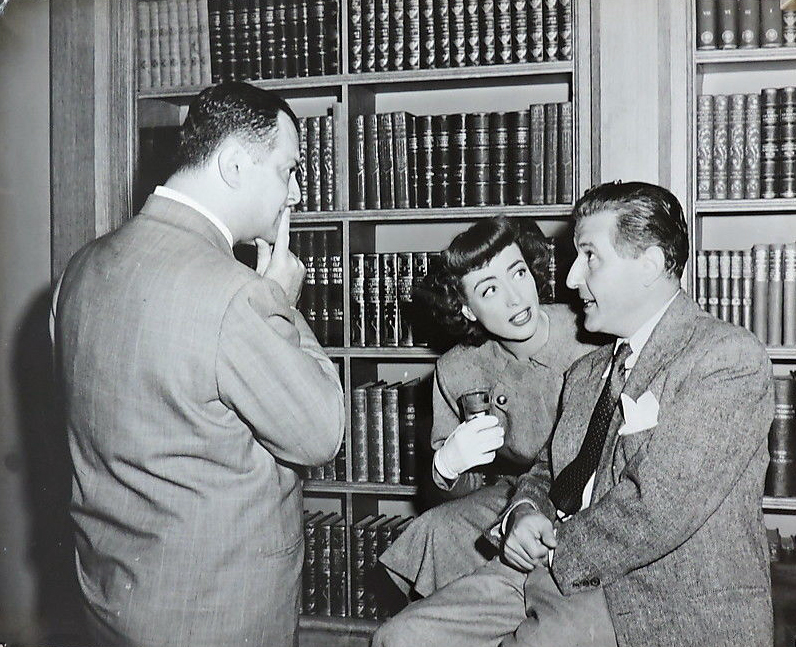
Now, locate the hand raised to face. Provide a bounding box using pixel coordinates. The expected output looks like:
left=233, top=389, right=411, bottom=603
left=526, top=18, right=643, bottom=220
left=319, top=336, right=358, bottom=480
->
left=256, top=210, right=305, bottom=306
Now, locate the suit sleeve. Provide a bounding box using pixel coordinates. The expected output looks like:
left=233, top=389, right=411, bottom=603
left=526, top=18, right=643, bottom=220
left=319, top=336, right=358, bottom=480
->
left=216, top=277, right=345, bottom=466
left=551, top=333, right=774, bottom=594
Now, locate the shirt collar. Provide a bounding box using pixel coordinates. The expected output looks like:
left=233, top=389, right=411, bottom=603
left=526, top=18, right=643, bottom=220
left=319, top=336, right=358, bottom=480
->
left=602, top=291, right=679, bottom=378
left=154, top=185, right=234, bottom=249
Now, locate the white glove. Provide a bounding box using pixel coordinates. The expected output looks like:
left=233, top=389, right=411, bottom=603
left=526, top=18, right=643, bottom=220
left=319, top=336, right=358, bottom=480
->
left=434, top=414, right=505, bottom=480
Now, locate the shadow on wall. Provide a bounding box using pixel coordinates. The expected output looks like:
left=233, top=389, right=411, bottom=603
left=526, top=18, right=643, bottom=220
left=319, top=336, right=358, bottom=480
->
left=12, top=286, right=87, bottom=646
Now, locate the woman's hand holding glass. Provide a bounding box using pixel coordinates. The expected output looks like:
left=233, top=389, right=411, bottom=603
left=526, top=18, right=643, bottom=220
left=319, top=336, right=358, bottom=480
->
left=434, top=414, right=505, bottom=480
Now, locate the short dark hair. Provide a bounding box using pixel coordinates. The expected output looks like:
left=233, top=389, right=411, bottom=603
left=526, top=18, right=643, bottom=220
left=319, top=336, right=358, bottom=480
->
left=419, top=216, right=551, bottom=347
left=174, top=81, right=299, bottom=171
left=572, top=181, right=689, bottom=279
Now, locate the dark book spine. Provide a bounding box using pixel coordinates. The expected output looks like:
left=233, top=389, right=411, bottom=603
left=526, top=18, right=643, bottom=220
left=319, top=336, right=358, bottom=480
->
left=248, top=0, right=263, bottom=79
left=436, top=0, right=451, bottom=68
left=329, top=229, right=344, bottom=347
left=495, top=0, right=513, bottom=65
left=325, top=0, right=340, bottom=74
left=308, top=0, right=327, bottom=75
left=543, top=102, right=558, bottom=203
left=406, top=0, right=421, bottom=69
left=303, top=515, right=320, bottom=614
left=398, top=382, right=417, bottom=484
left=780, top=86, right=796, bottom=199
left=450, top=0, right=467, bottom=67
left=529, top=103, right=545, bottom=204
left=367, top=384, right=386, bottom=482
left=712, top=94, right=729, bottom=200
left=350, top=253, right=367, bottom=347
left=490, top=112, right=509, bottom=205
left=768, top=243, right=784, bottom=346
left=696, top=0, right=718, bottom=49
left=365, top=253, right=381, bottom=346
left=509, top=109, right=531, bottom=205
left=730, top=250, right=743, bottom=326
left=365, top=114, right=382, bottom=208
left=449, top=112, right=468, bottom=207
left=381, top=253, right=399, bottom=347
left=352, top=115, right=367, bottom=209
left=321, top=114, right=336, bottom=210
left=363, top=523, right=380, bottom=619
left=784, top=243, right=796, bottom=346
left=785, top=11, right=796, bottom=47
left=718, top=249, right=732, bottom=322
left=464, top=0, right=480, bottom=66
left=235, top=0, right=252, bottom=80
left=274, top=0, right=289, bottom=77
left=352, top=385, right=369, bottom=481
left=761, top=88, right=778, bottom=200
left=392, top=112, right=411, bottom=208
left=350, top=0, right=364, bottom=73
left=378, top=113, right=396, bottom=208
left=335, top=439, right=346, bottom=480
left=300, top=229, right=318, bottom=332
left=283, top=0, right=298, bottom=77
left=363, top=0, right=377, bottom=72
left=469, top=112, right=490, bottom=206
left=329, top=519, right=347, bottom=616
left=383, top=385, right=401, bottom=484
left=420, top=0, right=436, bottom=68
left=542, top=0, right=558, bottom=61
left=208, top=0, right=223, bottom=82
left=728, top=93, right=746, bottom=200
left=481, top=0, right=496, bottom=65
left=558, top=0, right=572, bottom=60
left=557, top=101, right=573, bottom=203
left=406, top=114, right=418, bottom=207
left=512, top=0, right=528, bottom=63
left=298, top=118, right=308, bottom=211
left=294, top=0, right=309, bottom=77
left=307, top=116, right=322, bottom=211
left=262, top=2, right=276, bottom=78
left=752, top=244, right=769, bottom=343
left=738, top=0, right=759, bottom=48
left=742, top=249, right=753, bottom=331
left=696, top=250, right=708, bottom=311
left=376, top=0, right=391, bottom=71
left=697, top=94, right=714, bottom=201
left=391, top=0, right=406, bottom=70
left=351, top=522, right=367, bottom=618
left=706, top=250, right=720, bottom=318
left=545, top=237, right=556, bottom=301
left=221, top=0, right=237, bottom=79
left=416, top=115, right=435, bottom=207
left=717, top=0, right=738, bottom=49
left=432, top=114, right=451, bottom=207
left=766, top=376, right=796, bottom=497
left=529, top=0, right=543, bottom=62
left=760, top=0, right=783, bottom=47
left=397, top=252, right=414, bottom=346
left=314, top=519, right=332, bottom=615
left=314, top=230, right=331, bottom=346
left=411, top=252, right=429, bottom=346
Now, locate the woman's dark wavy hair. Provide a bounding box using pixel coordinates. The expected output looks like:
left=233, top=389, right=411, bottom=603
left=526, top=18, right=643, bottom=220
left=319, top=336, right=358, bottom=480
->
left=418, top=216, right=551, bottom=347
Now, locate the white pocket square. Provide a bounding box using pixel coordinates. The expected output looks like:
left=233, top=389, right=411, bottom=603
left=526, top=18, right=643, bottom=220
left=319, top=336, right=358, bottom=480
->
left=618, top=391, right=659, bottom=436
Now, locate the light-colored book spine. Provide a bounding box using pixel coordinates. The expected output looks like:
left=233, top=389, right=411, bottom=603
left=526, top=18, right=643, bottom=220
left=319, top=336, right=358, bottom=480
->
left=137, top=1, right=152, bottom=90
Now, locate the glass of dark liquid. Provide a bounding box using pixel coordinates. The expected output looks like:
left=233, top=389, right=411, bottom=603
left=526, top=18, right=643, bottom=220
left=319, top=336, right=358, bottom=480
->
left=458, top=389, right=491, bottom=421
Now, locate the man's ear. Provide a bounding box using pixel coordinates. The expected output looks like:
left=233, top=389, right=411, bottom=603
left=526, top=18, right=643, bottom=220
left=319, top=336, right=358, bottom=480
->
left=216, top=138, right=248, bottom=189
left=461, top=304, right=477, bottom=322
left=641, top=245, right=667, bottom=286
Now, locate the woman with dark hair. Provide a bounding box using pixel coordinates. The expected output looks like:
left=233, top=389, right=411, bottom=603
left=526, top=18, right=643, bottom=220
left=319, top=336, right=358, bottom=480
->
left=379, top=216, right=596, bottom=598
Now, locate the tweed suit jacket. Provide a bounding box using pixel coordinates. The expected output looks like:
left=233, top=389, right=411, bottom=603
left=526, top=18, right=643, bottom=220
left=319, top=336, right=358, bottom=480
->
left=54, top=195, right=345, bottom=647
left=506, top=292, right=774, bottom=647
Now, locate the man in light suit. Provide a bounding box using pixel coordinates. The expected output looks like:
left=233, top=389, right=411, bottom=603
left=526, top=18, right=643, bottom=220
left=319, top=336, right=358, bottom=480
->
left=373, top=181, right=774, bottom=647
left=52, top=82, right=344, bottom=647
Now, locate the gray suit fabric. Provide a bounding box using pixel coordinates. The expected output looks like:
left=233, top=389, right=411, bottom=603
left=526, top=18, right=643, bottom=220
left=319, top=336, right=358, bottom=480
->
left=53, top=195, right=345, bottom=647
left=374, top=292, right=774, bottom=647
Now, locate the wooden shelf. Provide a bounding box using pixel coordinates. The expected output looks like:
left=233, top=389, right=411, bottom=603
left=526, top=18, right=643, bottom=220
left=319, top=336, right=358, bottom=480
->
left=695, top=47, right=796, bottom=65
left=763, top=497, right=796, bottom=512
left=292, top=204, right=573, bottom=224
left=325, top=347, right=439, bottom=359
left=768, top=347, right=796, bottom=361
left=304, top=480, right=418, bottom=496
left=695, top=199, right=796, bottom=214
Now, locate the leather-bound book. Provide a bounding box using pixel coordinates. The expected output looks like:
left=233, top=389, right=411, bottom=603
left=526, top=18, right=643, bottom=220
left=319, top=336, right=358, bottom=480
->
left=760, top=0, right=783, bottom=47
left=314, top=230, right=331, bottom=346
left=464, top=0, right=480, bottom=66
left=364, top=0, right=377, bottom=72
left=328, top=229, right=344, bottom=347
left=558, top=0, right=572, bottom=60
left=320, top=114, right=336, bottom=211
left=697, top=94, right=715, bottom=201
left=350, top=253, right=367, bottom=347
left=728, top=93, right=746, bottom=200
left=495, top=0, right=512, bottom=65
left=512, top=0, right=528, bottom=63
left=712, top=94, right=729, bottom=199
left=298, top=118, right=308, bottom=211
left=315, top=512, right=344, bottom=615
left=741, top=249, right=753, bottom=331
left=450, top=0, right=467, bottom=67
left=768, top=243, right=784, bottom=346
left=779, top=87, right=796, bottom=199
left=730, top=250, right=743, bottom=326
left=376, top=0, right=391, bottom=71
left=351, top=514, right=383, bottom=617
left=150, top=0, right=164, bottom=86
left=543, top=102, right=558, bottom=204
left=378, top=112, right=396, bottom=208
left=766, top=376, right=796, bottom=496
left=738, top=0, right=760, bottom=48
left=542, top=0, right=558, bottom=61
left=411, top=252, right=430, bottom=346
left=397, top=252, right=414, bottom=346
left=469, top=112, right=490, bottom=206
left=365, top=253, right=382, bottom=346
left=352, top=383, right=377, bottom=481
left=392, top=111, right=412, bottom=209
left=286, top=0, right=303, bottom=77
left=365, top=113, right=382, bottom=209
left=302, top=511, right=328, bottom=615
left=449, top=113, right=468, bottom=207
left=247, top=0, right=262, bottom=80
left=137, top=1, right=152, bottom=90
left=718, top=249, right=732, bottom=322
left=329, top=515, right=347, bottom=616
left=529, top=0, right=544, bottom=62
left=786, top=10, right=796, bottom=46
left=432, top=114, right=451, bottom=207
left=350, top=0, right=364, bottom=73
left=695, top=250, right=708, bottom=311
left=398, top=378, right=420, bottom=484
left=529, top=103, right=545, bottom=204
left=274, top=0, right=289, bottom=77
left=420, top=0, right=436, bottom=69
left=261, top=1, right=276, bottom=78
left=783, top=243, right=796, bottom=346
left=306, top=116, right=322, bottom=211
left=707, top=250, right=720, bottom=318
left=307, top=0, right=328, bottom=75
left=717, top=0, right=738, bottom=49
left=761, top=88, right=778, bottom=199
left=156, top=0, right=171, bottom=86
left=391, top=0, right=407, bottom=70
left=744, top=93, right=761, bottom=199
left=196, top=0, right=213, bottom=84
left=407, top=113, right=418, bottom=207
left=696, top=0, right=718, bottom=50
left=509, top=109, right=531, bottom=205
left=383, top=383, right=402, bottom=484
left=752, top=244, right=769, bottom=343
left=352, top=115, right=367, bottom=210
left=557, top=101, right=573, bottom=203
left=325, top=0, right=340, bottom=74
left=234, top=0, right=252, bottom=80
left=381, top=252, right=399, bottom=347
left=406, top=0, right=421, bottom=68
left=436, top=0, right=451, bottom=67
left=300, top=229, right=318, bottom=334
left=367, top=381, right=387, bottom=482
left=490, top=111, right=509, bottom=205
left=481, top=0, right=496, bottom=65
left=416, top=115, right=435, bottom=208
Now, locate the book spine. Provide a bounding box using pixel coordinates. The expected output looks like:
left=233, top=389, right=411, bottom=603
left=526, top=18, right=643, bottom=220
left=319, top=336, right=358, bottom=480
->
left=760, top=0, right=783, bottom=47
left=234, top=0, right=252, bottom=80
left=186, top=0, right=202, bottom=85
left=352, top=115, right=367, bottom=209
left=274, top=0, right=289, bottom=77
left=383, top=385, right=401, bottom=484
left=350, top=253, right=367, bottom=347
left=407, top=114, right=418, bottom=207
left=558, top=0, right=572, bottom=60
left=752, top=244, right=769, bottom=343
left=489, top=112, right=509, bottom=205
left=416, top=115, right=435, bottom=208
left=351, top=523, right=367, bottom=618
left=300, top=229, right=318, bottom=332
left=696, top=94, right=714, bottom=201
left=783, top=243, right=796, bottom=346
left=744, top=93, right=761, bottom=199
left=381, top=253, right=399, bottom=347
left=350, top=0, right=364, bottom=73
left=220, top=0, right=236, bottom=81
left=398, top=384, right=417, bottom=484
left=707, top=250, right=720, bottom=318
left=696, top=250, right=708, bottom=311
left=248, top=0, right=263, bottom=80
left=196, top=0, right=212, bottom=83
left=365, top=253, right=381, bottom=346
left=529, top=103, right=545, bottom=205
left=785, top=11, right=796, bottom=47
left=390, top=0, right=406, bottom=71
left=158, top=1, right=172, bottom=86
left=717, top=0, right=738, bottom=49
left=351, top=385, right=369, bottom=481
left=314, top=520, right=332, bottom=615
left=406, top=0, right=421, bottom=69
left=730, top=250, right=743, bottom=326
left=450, top=0, right=466, bottom=67
left=325, top=0, right=340, bottom=75
left=329, top=520, right=347, bottom=616
left=376, top=0, right=391, bottom=71
left=528, top=0, right=543, bottom=62
left=330, top=230, right=344, bottom=347
left=509, top=109, right=531, bottom=205
left=742, top=249, right=753, bottom=331
left=298, top=118, right=308, bottom=211
left=314, top=230, right=331, bottom=346
left=138, top=1, right=152, bottom=90
left=432, top=114, right=451, bottom=207
left=542, top=0, right=558, bottom=61
left=207, top=0, right=221, bottom=82
left=364, top=0, right=377, bottom=72
left=285, top=0, right=300, bottom=77
left=436, top=0, right=451, bottom=68
left=545, top=237, right=556, bottom=302
left=365, top=114, right=382, bottom=208
left=397, top=252, right=414, bottom=346
left=780, top=86, right=796, bottom=199
left=464, top=0, right=480, bottom=66
left=543, top=102, right=558, bottom=204
left=303, top=515, right=320, bottom=614
left=321, top=114, right=336, bottom=210
left=766, top=376, right=796, bottom=496
left=481, top=0, right=496, bottom=65
left=469, top=112, right=490, bottom=207
left=712, top=94, right=729, bottom=200
left=363, top=524, right=380, bottom=619
left=307, top=116, right=322, bottom=211
left=420, top=0, right=436, bottom=69
left=738, top=0, right=759, bottom=48
left=307, top=0, right=326, bottom=75
left=392, top=112, right=411, bottom=208
left=378, top=113, right=396, bottom=208
left=495, top=0, right=513, bottom=65
left=411, top=252, right=429, bottom=346
left=696, top=0, right=718, bottom=49
left=335, top=439, right=346, bottom=481
left=167, top=1, right=183, bottom=85
left=718, top=249, right=732, bottom=322
left=761, top=88, right=778, bottom=200
left=728, top=94, right=746, bottom=200
left=557, top=101, right=573, bottom=203
left=261, top=2, right=276, bottom=78
left=768, top=244, right=784, bottom=346
left=367, top=385, right=386, bottom=482
left=449, top=113, right=468, bottom=207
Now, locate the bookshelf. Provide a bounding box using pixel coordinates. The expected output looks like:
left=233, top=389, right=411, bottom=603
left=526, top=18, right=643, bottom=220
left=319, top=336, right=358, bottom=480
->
left=688, top=0, right=796, bottom=520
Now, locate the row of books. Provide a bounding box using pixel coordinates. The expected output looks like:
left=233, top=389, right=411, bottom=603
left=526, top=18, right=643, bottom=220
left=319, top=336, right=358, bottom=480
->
left=695, top=244, right=796, bottom=347
left=300, top=446, right=347, bottom=481
left=767, top=374, right=796, bottom=499
left=769, top=527, right=796, bottom=563
left=696, top=89, right=796, bottom=201
left=352, top=104, right=573, bottom=211
left=302, top=511, right=414, bottom=618
left=349, top=0, right=573, bottom=74
left=297, top=114, right=338, bottom=212
left=695, top=0, right=796, bottom=50
left=351, top=378, right=429, bottom=484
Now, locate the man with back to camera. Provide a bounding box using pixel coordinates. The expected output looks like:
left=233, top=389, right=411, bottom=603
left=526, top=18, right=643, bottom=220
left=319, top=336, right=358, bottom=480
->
left=372, top=181, right=775, bottom=647
left=51, top=82, right=344, bottom=647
